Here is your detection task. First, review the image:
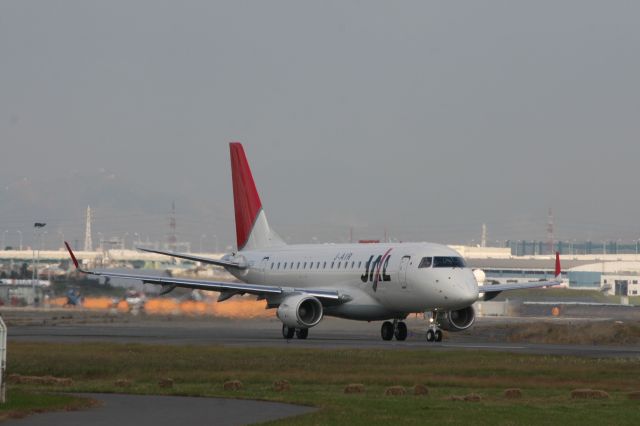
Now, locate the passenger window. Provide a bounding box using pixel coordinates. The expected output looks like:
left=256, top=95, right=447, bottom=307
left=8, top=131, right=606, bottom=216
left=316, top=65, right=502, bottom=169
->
left=418, top=257, right=432, bottom=268
left=351, top=261, right=355, bottom=268
left=358, top=261, right=361, bottom=268
left=323, top=261, right=327, bottom=269
left=277, top=262, right=280, bottom=269
left=337, top=262, right=341, bottom=268
left=316, top=262, right=320, bottom=268
left=303, top=262, right=307, bottom=268
left=270, top=263, right=274, bottom=269
left=331, top=262, right=335, bottom=268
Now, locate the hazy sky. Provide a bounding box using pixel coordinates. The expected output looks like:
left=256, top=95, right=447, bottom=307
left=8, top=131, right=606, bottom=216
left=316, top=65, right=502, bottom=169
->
left=2, top=1, right=640, bottom=251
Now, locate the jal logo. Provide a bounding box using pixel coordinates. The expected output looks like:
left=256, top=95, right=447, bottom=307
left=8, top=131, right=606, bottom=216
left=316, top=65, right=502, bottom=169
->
left=361, top=249, right=392, bottom=291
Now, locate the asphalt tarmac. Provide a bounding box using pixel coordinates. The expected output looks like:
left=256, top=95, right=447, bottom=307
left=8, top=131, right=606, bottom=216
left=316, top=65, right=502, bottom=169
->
left=5, top=393, right=314, bottom=426
left=6, top=311, right=640, bottom=358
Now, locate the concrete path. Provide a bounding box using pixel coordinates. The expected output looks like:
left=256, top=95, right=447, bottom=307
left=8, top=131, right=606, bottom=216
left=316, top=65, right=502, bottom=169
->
left=6, top=393, right=315, bottom=426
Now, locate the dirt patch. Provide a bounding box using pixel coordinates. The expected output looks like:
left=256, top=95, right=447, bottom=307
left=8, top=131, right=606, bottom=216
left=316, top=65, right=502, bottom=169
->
left=384, top=386, right=406, bottom=396
left=413, top=384, right=429, bottom=396
left=273, top=380, right=291, bottom=392
left=628, top=391, right=640, bottom=400
left=7, top=374, right=73, bottom=386
left=158, top=378, right=174, bottom=388
left=344, top=384, right=365, bottom=394
left=223, top=380, right=243, bottom=391
left=506, top=322, right=640, bottom=345
left=114, top=379, right=132, bottom=388
left=570, top=389, right=610, bottom=400
left=504, top=388, right=522, bottom=399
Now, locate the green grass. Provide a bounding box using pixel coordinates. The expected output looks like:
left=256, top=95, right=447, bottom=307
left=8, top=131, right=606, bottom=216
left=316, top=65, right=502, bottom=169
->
left=5, top=342, right=640, bottom=425
left=0, top=390, right=96, bottom=420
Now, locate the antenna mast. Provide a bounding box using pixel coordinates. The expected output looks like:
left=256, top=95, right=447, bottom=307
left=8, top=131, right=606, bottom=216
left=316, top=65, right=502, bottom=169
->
left=83, top=206, right=93, bottom=251
left=168, top=201, right=177, bottom=251
left=547, top=208, right=555, bottom=254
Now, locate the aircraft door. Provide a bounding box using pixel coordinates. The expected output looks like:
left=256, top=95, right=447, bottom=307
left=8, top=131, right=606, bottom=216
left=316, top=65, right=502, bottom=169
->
left=259, top=257, right=269, bottom=283
left=398, top=256, right=410, bottom=289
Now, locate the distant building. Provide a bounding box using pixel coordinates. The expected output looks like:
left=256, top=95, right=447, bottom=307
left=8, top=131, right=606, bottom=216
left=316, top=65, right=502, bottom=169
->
left=601, top=274, right=640, bottom=296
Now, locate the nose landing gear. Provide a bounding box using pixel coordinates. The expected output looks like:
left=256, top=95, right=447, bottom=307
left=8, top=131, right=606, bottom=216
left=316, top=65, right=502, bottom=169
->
left=425, top=311, right=443, bottom=343
left=381, top=319, right=408, bottom=341
left=425, top=326, right=443, bottom=342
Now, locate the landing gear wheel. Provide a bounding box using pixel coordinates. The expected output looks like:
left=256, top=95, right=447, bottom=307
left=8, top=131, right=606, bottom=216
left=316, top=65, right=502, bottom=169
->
left=381, top=321, right=394, bottom=341
left=296, top=328, right=309, bottom=339
left=434, top=329, right=443, bottom=342
left=426, top=329, right=435, bottom=342
left=282, top=324, right=295, bottom=339
left=394, top=322, right=408, bottom=341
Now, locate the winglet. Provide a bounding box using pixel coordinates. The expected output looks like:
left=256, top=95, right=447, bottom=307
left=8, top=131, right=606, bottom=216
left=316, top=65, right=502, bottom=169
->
left=555, top=251, right=561, bottom=278
left=64, top=241, right=79, bottom=269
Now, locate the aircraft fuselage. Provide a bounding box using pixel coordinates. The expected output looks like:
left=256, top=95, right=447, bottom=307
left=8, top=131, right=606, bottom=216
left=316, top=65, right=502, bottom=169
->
left=229, top=242, right=479, bottom=321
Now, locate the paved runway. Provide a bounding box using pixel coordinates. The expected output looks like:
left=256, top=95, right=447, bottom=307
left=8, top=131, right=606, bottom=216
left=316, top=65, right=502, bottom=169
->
left=6, top=313, right=640, bottom=358
left=5, top=393, right=314, bottom=426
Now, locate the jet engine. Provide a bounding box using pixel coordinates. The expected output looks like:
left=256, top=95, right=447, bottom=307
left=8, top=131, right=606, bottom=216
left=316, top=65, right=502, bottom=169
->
left=276, top=294, right=323, bottom=328
left=437, top=306, right=475, bottom=332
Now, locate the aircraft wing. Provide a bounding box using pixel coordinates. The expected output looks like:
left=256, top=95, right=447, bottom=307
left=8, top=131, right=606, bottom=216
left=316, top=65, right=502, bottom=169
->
left=65, top=242, right=347, bottom=305
left=480, top=279, right=561, bottom=293
left=479, top=252, right=563, bottom=295
left=136, top=247, right=246, bottom=269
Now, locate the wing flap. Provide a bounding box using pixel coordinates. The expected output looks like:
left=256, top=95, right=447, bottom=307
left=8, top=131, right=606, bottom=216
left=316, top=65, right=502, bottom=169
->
left=86, top=269, right=283, bottom=295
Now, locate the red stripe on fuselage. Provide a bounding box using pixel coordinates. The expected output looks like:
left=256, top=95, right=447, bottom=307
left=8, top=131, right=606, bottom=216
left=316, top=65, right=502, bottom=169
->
left=372, top=248, right=393, bottom=291
left=230, top=142, right=263, bottom=250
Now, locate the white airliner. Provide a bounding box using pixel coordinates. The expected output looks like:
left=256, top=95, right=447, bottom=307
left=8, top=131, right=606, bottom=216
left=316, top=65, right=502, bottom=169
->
left=65, top=142, right=561, bottom=342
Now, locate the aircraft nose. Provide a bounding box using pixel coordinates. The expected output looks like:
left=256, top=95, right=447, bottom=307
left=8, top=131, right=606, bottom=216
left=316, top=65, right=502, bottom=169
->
left=454, top=272, right=479, bottom=305
left=464, top=275, right=479, bottom=303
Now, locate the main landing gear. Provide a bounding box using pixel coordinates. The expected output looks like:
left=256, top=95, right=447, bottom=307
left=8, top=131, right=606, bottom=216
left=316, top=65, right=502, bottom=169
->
left=381, top=319, right=408, bottom=341
left=282, top=324, right=308, bottom=340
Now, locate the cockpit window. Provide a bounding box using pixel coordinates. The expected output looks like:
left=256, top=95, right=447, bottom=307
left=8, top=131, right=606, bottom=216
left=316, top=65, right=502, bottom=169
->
left=433, top=256, right=466, bottom=268
left=418, top=257, right=432, bottom=268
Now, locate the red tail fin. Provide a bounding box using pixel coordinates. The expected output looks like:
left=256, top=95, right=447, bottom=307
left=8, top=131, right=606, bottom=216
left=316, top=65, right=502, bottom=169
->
left=555, top=252, right=561, bottom=277
left=230, top=142, right=263, bottom=250
left=64, top=241, right=79, bottom=269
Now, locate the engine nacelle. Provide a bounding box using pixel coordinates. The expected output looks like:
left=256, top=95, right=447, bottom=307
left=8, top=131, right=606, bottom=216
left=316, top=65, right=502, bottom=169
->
left=437, top=306, right=475, bottom=332
left=276, top=294, right=323, bottom=328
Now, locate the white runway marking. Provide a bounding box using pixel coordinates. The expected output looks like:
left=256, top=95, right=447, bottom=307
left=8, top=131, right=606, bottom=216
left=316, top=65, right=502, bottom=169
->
left=442, top=344, right=526, bottom=350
